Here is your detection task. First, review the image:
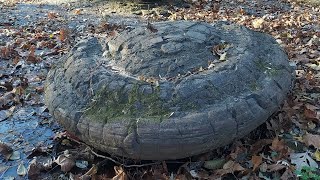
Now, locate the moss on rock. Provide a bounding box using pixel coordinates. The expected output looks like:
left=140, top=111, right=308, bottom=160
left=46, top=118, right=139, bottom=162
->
left=84, top=84, right=171, bottom=123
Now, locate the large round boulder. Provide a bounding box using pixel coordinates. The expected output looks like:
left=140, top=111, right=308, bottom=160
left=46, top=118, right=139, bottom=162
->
left=45, top=21, right=294, bottom=160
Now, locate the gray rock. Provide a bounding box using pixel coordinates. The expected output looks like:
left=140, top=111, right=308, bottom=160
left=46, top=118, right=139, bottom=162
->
left=45, top=21, right=294, bottom=160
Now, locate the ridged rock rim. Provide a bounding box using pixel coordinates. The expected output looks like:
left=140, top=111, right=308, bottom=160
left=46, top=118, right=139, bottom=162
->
left=45, top=21, right=294, bottom=160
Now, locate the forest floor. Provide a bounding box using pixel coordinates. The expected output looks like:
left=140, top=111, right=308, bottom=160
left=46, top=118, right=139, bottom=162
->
left=0, top=0, right=320, bottom=179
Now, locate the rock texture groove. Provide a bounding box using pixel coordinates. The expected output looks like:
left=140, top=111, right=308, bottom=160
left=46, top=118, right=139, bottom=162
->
left=45, top=21, right=294, bottom=160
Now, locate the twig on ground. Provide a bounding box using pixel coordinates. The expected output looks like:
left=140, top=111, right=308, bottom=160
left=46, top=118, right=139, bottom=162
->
left=64, top=134, right=160, bottom=168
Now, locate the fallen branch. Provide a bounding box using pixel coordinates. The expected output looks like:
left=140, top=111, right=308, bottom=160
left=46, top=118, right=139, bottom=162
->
left=62, top=133, right=160, bottom=168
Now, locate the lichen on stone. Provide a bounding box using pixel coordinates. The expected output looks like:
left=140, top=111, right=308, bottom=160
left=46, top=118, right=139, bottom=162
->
left=254, top=58, right=282, bottom=76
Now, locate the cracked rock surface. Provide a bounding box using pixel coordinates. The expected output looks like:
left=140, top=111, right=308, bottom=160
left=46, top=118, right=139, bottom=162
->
left=45, top=21, right=294, bottom=160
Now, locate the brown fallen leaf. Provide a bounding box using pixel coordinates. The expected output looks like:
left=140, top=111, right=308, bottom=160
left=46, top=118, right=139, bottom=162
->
left=79, top=174, right=91, bottom=180
left=229, top=143, right=247, bottom=161
left=162, top=161, right=168, bottom=174
left=303, top=133, right=320, bottom=149
left=12, top=56, right=20, bottom=65
left=252, top=18, right=264, bottom=29
left=250, top=139, right=273, bottom=154
left=270, top=137, right=290, bottom=160
left=304, top=107, right=319, bottom=121
left=112, top=166, right=128, bottom=180
left=14, top=86, right=25, bottom=96
left=280, top=168, right=294, bottom=180
left=65, top=131, right=82, bottom=142
left=53, top=131, right=81, bottom=143
left=47, top=12, right=57, bottom=19
left=26, top=45, right=39, bottom=63
left=26, top=146, right=51, bottom=159
left=251, top=155, right=262, bottom=171
left=36, top=156, right=53, bottom=170
left=314, top=149, right=320, bottom=161
left=270, top=137, right=286, bottom=152
left=55, top=153, right=75, bottom=172
left=0, top=91, right=15, bottom=110
left=109, top=30, right=118, bottom=37
left=28, top=158, right=40, bottom=179
left=0, top=142, right=13, bottom=161
left=80, top=164, right=97, bottom=179
left=305, top=103, right=319, bottom=111
left=175, top=174, right=188, bottom=180
left=267, top=163, right=287, bottom=172
left=215, top=160, right=246, bottom=176
left=152, top=166, right=168, bottom=180
left=74, top=9, right=82, bottom=15
left=59, top=28, right=69, bottom=42
left=212, top=43, right=230, bottom=56
left=27, top=156, right=53, bottom=179
left=0, top=45, right=15, bottom=59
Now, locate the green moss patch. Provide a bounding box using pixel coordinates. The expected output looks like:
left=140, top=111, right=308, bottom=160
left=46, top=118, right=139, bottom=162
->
left=84, top=84, right=171, bottom=123
left=249, top=81, right=260, bottom=91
